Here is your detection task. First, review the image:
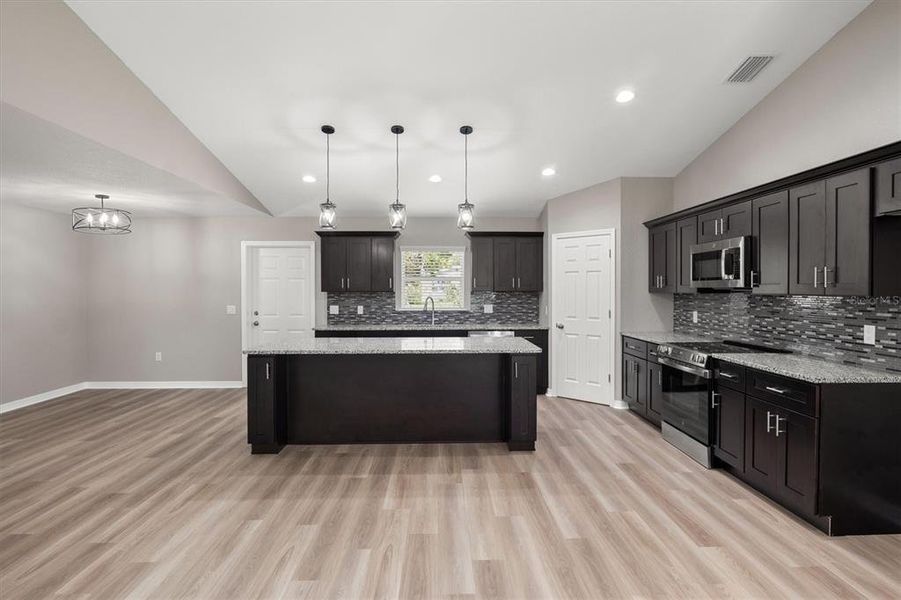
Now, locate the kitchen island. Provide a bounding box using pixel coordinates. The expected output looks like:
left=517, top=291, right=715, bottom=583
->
left=243, top=336, right=541, bottom=454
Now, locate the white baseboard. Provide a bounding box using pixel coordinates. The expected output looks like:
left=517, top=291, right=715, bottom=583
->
left=611, top=400, right=629, bottom=410
left=544, top=388, right=556, bottom=397
left=1, top=381, right=245, bottom=414
left=0, top=382, right=88, bottom=414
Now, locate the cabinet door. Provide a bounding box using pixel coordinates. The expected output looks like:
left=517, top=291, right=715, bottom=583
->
left=722, top=200, right=752, bottom=238
left=622, top=355, right=640, bottom=412
left=825, top=169, right=871, bottom=296
left=649, top=224, right=675, bottom=293
left=789, top=180, right=826, bottom=295
left=713, top=386, right=745, bottom=471
left=744, top=397, right=779, bottom=493
left=321, top=237, right=347, bottom=292
left=697, top=209, right=722, bottom=243
left=516, top=237, right=543, bottom=291
left=247, top=355, right=281, bottom=449
left=875, top=157, right=901, bottom=216
left=508, top=355, right=537, bottom=450
left=676, top=217, right=697, bottom=293
left=661, top=223, right=677, bottom=293
left=470, top=237, right=494, bottom=291
left=370, top=237, right=395, bottom=292
left=775, top=410, right=818, bottom=517
left=345, top=237, right=372, bottom=291
left=751, top=191, right=789, bottom=295
left=646, top=361, right=663, bottom=426
left=493, top=237, right=517, bottom=292
left=516, top=330, right=548, bottom=394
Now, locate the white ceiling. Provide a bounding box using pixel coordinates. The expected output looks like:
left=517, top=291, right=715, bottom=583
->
left=0, top=102, right=262, bottom=217
left=66, top=0, right=869, bottom=218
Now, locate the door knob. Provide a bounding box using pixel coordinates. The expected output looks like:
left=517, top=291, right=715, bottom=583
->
left=253, top=310, right=259, bottom=316
left=253, top=321, right=259, bottom=327
left=555, top=323, right=564, bottom=329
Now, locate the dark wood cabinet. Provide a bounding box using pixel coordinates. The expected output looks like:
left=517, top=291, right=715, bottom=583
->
left=713, top=385, right=745, bottom=471
left=744, top=396, right=780, bottom=493
left=874, top=157, right=901, bottom=216
left=622, top=354, right=644, bottom=414
left=646, top=361, right=663, bottom=426
left=751, top=191, right=789, bottom=294
left=247, top=355, right=284, bottom=453
left=370, top=237, right=395, bottom=292
left=467, top=232, right=544, bottom=292
left=649, top=222, right=676, bottom=293
left=789, top=180, right=827, bottom=295
left=676, top=217, right=697, bottom=293
left=317, top=232, right=399, bottom=293
left=777, top=410, right=818, bottom=516
left=515, top=329, right=548, bottom=394
left=508, top=355, right=537, bottom=450
left=697, top=201, right=751, bottom=243
left=470, top=236, right=494, bottom=291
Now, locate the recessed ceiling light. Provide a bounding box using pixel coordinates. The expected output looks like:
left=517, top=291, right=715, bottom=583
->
left=616, top=89, right=635, bottom=103
left=541, top=167, right=556, bottom=177
left=429, top=174, right=442, bottom=183
left=302, top=174, right=316, bottom=183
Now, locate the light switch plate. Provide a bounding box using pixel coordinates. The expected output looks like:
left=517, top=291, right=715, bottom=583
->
left=863, top=324, right=876, bottom=345
left=357, top=306, right=364, bottom=315
left=155, top=352, right=162, bottom=362
left=692, top=310, right=698, bottom=323
left=226, top=305, right=236, bottom=315
left=483, top=304, right=494, bottom=314
left=329, top=305, right=339, bottom=315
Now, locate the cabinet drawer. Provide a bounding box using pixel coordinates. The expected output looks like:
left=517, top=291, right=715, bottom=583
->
left=747, top=370, right=818, bottom=417
left=715, top=362, right=745, bottom=392
left=622, top=337, right=648, bottom=359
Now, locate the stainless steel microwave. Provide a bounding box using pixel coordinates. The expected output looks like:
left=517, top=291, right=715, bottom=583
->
left=689, top=236, right=748, bottom=289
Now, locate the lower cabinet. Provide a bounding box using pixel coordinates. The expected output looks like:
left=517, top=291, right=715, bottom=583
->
left=712, top=385, right=745, bottom=470
left=646, top=361, right=663, bottom=426
left=508, top=355, right=537, bottom=451
left=247, top=355, right=284, bottom=453
left=622, top=354, right=646, bottom=414
left=621, top=336, right=659, bottom=426
left=515, top=329, right=548, bottom=394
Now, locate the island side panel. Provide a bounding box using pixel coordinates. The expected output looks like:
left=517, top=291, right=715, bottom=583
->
left=284, top=354, right=506, bottom=444
left=507, top=354, right=537, bottom=451
left=247, top=354, right=286, bottom=454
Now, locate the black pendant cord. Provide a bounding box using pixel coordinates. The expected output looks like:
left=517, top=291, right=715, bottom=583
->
left=395, top=132, right=400, bottom=202
left=326, top=133, right=330, bottom=202
left=464, top=134, right=469, bottom=203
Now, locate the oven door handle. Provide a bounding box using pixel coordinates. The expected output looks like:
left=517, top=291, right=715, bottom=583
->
left=657, top=356, right=712, bottom=379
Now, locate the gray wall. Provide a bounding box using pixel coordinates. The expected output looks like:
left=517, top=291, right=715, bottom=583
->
left=673, top=0, right=900, bottom=211
left=0, top=203, right=89, bottom=404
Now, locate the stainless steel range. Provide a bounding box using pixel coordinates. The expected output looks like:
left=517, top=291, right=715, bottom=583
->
left=655, top=340, right=786, bottom=467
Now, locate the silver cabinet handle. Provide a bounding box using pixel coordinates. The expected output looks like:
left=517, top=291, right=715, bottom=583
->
left=765, top=386, right=788, bottom=395
left=512, top=277, right=515, bottom=288
left=265, top=362, right=270, bottom=380
left=719, top=372, right=737, bottom=380
left=389, top=277, right=393, bottom=289
left=341, top=277, right=345, bottom=289
left=750, top=270, right=758, bottom=287
left=813, top=267, right=819, bottom=288
left=711, top=391, right=720, bottom=408
left=473, top=276, right=476, bottom=287
left=775, top=415, right=785, bottom=437
left=823, top=266, right=830, bottom=288
left=347, top=277, right=350, bottom=288
left=720, top=218, right=725, bottom=235
left=714, top=218, right=718, bottom=236
left=515, top=362, right=519, bottom=378
left=518, top=277, right=521, bottom=288
left=766, top=410, right=775, bottom=433
left=658, top=370, right=662, bottom=386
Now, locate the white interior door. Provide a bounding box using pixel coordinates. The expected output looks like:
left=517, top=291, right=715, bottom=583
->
left=250, top=246, right=313, bottom=346
left=553, top=231, right=615, bottom=404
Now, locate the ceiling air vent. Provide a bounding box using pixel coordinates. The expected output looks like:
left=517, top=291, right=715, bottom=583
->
left=726, top=55, right=774, bottom=83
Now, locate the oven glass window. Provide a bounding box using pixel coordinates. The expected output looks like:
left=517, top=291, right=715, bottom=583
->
left=691, top=250, right=722, bottom=282
left=662, top=368, right=710, bottom=444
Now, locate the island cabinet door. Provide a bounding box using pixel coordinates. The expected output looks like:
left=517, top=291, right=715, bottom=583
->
left=508, top=355, right=537, bottom=450
left=247, top=355, right=284, bottom=452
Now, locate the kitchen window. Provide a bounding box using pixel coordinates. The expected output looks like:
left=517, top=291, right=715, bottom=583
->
left=398, top=247, right=466, bottom=310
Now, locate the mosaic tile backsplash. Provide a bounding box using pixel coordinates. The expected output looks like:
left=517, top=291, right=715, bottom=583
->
left=674, top=293, right=901, bottom=374
left=326, top=291, right=540, bottom=326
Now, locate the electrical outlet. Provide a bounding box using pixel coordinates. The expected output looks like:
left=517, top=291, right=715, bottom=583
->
left=225, top=305, right=236, bottom=315
left=483, top=304, right=494, bottom=314
left=357, top=306, right=364, bottom=315
left=692, top=310, right=698, bottom=323
left=863, top=324, right=876, bottom=345
left=155, top=352, right=162, bottom=362
left=329, top=305, right=339, bottom=315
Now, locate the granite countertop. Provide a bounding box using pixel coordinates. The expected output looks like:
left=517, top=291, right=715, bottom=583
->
left=713, top=353, right=901, bottom=385
left=315, top=323, right=549, bottom=331
left=244, top=336, right=542, bottom=355
left=621, top=331, right=721, bottom=344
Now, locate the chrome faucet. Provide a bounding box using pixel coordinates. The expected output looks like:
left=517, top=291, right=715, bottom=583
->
left=424, top=296, right=436, bottom=326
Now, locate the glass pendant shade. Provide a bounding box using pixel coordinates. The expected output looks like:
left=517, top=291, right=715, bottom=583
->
left=457, top=202, right=474, bottom=230
left=319, top=200, right=336, bottom=229
left=72, top=194, right=132, bottom=234
left=388, top=201, right=407, bottom=230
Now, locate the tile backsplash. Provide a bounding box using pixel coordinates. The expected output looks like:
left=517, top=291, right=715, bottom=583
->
left=674, top=293, right=901, bottom=374
left=326, top=291, right=540, bottom=326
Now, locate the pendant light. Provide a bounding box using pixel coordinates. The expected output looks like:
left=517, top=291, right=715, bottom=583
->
left=318, top=124, right=337, bottom=229
left=72, top=194, right=132, bottom=234
left=457, top=125, right=475, bottom=230
left=388, top=125, right=407, bottom=230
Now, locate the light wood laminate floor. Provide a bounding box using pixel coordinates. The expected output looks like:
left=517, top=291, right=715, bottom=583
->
left=1, top=388, right=899, bottom=599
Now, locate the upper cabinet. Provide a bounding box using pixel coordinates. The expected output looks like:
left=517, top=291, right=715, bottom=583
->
left=316, top=232, right=399, bottom=293
left=697, top=200, right=752, bottom=243
left=467, top=233, right=544, bottom=292
left=874, top=157, right=901, bottom=216
left=649, top=222, right=676, bottom=293
left=676, top=217, right=697, bottom=294
left=750, top=191, right=789, bottom=295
